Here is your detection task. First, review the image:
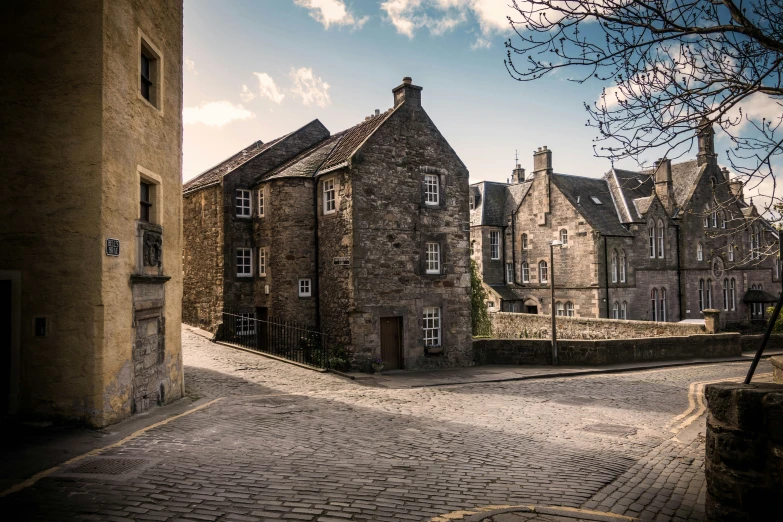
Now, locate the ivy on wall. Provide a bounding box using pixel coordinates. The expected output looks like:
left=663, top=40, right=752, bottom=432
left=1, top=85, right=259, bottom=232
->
left=471, top=260, right=492, bottom=337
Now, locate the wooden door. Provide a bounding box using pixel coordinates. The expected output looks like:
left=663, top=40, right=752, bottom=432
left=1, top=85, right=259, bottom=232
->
left=380, top=317, right=403, bottom=370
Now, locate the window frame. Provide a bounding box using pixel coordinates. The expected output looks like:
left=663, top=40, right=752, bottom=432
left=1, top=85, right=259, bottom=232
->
left=729, top=241, right=734, bottom=262
left=137, top=29, right=164, bottom=112
left=619, top=250, right=627, bottom=282
left=424, top=174, right=440, bottom=206
left=707, top=278, right=713, bottom=309
left=236, top=248, right=253, bottom=278
left=521, top=233, right=528, bottom=250
left=422, top=307, right=441, bottom=347
left=660, top=288, right=667, bottom=322
left=566, top=301, right=575, bottom=317
left=521, top=261, right=530, bottom=283
left=648, top=225, right=656, bottom=258
left=425, top=242, right=441, bottom=275
left=730, top=278, right=736, bottom=310
left=236, top=189, right=252, bottom=218
left=489, top=231, right=500, bottom=260
left=506, top=262, right=514, bottom=284
left=723, top=279, right=728, bottom=311
left=651, top=288, right=658, bottom=321
left=657, top=220, right=665, bottom=258
left=613, top=301, right=619, bottom=319
left=555, top=301, right=565, bottom=317
left=237, top=312, right=256, bottom=336
left=698, top=279, right=705, bottom=312
left=298, top=278, right=312, bottom=297
left=539, top=260, right=548, bottom=284
left=140, top=181, right=152, bottom=222
left=621, top=301, right=627, bottom=320
left=697, top=243, right=703, bottom=261
left=323, top=178, right=336, bottom=215
left=258, top=187, right=265, bottom=217
left=611, top=250, right=618, bottom=283
left=559, top=228, right=568, bottom=246
left=258, top=247, right=267, bottom=277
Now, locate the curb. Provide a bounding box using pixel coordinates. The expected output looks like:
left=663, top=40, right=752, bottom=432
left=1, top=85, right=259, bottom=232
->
left=213, top=341, right=328, bottom=373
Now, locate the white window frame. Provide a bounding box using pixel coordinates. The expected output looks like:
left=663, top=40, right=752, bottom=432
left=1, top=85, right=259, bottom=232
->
left=424, top=174, right=439, bottom=206
left=560, top=229, right=568, bottom=246
left=619, top=251, right=627, bottom=282
left=506, top=262, right=514, bottom=283
left=521, top=233, right=528, bottom=250
left=613, top=302, right=619, bottom=319
left=660, top=288, right=667, bottom=322
left=657, top=220, right=664, bottom=258
left=566, top=301, right=574, bottom=317
left=258, top=247, right=267, bottom=277
left=697, top=243, right=703, bottom=261
left=489, top=231, right=500, bottom=260
left=729, top=242, right=734, bottom=262
left=521, top=261, right=530, bottom=283
left=539, top=261, right=548, bottom=283
left=611, top=250, right=618, bottom=283
left=621, top=301, right=627, bottom=320
left=236, top=248, right=252, bottom=277
left=648, top=225, right=656, bottom=258
left=425, top=242, right=441, bottom=274
left=237, top=312, right=255, bottom=336
left=723, top=279, right=729, bottom=311
left=298, top=278, right=312, bottom=297
left=258, top=187, right=265, bottom=217
left=423, top=307, right=441, bottom=346
left=236, top=189, right=252, bottom=218
left=469, top=195, right=475, bottom=210
left=323, top=178, right=336, bottom=215
left=555, top=301, right=565, bottom=317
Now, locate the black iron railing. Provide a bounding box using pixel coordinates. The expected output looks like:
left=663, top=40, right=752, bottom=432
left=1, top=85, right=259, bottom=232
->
left=218, top=311, right=330, bottom=369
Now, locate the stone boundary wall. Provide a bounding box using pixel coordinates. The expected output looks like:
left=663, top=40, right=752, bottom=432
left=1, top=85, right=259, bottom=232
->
left=490, top=311, right=705, bottom=340
left=738, top=333, right=783, bottom=353
left=474, top=333, right=740, bottom=366
left=705, top=383, right=783, bottom=521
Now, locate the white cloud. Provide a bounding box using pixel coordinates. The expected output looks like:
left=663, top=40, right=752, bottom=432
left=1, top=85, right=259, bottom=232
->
left=254, top=72, right=286, bottom=104
left=470, top=34, right=492, bottom=49
left=294, top=0, right=369, bottom=29
left=470, top=0, right=513, bottom=35
left=185, top=58, right=197, bottom=74
left=183, top=101, right=255, bottom=127
left=239, top=84, right=256, bottom=102
left=290, top=67, right=331, bottom=108
left=380, top=0, right=513, bottom=39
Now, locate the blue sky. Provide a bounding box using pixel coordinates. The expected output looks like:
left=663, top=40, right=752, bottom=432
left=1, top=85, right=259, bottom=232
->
left=181, top=1, right=680, bottom=185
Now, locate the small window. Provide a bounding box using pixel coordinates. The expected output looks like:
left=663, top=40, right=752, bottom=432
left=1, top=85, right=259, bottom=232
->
left=521, top=233, right=528, bottom=250
left=657, top=220, right=664, bottom=258
left=521, top=261, right=529, bottom=283
left=139, top=34, right=162, bottom=109
left=506, top=262, right=514, bottom=283
left=489, top=231, right=500, bottom=260
left=424, top=174, right=439, bottom=205
left=258, top=188, right=265, bottom=217
left=555, top=301, right=564, bottom=316
left=621, top=301, right=627, bottom=320
left=620, top=250, right=627, bottom=282
left=237, top=248, right=252, bottom=277
left=469, top=195, right=475, bottom=210
left=648, top=225, right=656, bottom=258
left=298, top=279, right=312, bottom=297
left=611, top=250, right=618, bottom=283
left=423, top=307, right=441, bottom=346
left=258, top=247, right=266, bottom=277
left=559, top=229, right=568, bottom=245
left=566, top=301, right=574, bottom=317
left=590, top=196, right=602, bottom=205
left=728, top=242, right=734, bottom=262
left=425, top=243, right=441, bottom=274
left=237, top=313, right=255, bottom=336
left=236, top=189, right=251, bottom=217
left=613, top=301, right=619, bottom=319
left=323, top=179, right=336, bottom=214
left=539, top=260, right=548, bottom=283
left=140, top=181, right=152, bottom=222
left=651, top=288, right=658, bottom=321
left=697, top=243, right=703, bottom=261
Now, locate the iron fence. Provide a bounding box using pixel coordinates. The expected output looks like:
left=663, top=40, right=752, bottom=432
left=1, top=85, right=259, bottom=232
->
left=218, top=311, right=330, bottom=369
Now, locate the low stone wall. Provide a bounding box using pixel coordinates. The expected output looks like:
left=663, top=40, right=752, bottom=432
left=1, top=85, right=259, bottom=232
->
left=474, top=333, right=741, bottom=366
left=705, top=383, right=783, bottom=521
left=773, top=357, right=783, bottom=384
left=738, top=333, right=783, bottom=353
left=490, top=312, right=706, bottom=340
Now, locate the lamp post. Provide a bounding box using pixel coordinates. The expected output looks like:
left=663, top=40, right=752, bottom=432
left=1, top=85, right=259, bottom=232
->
left=550, top=240, right=564, bottom=366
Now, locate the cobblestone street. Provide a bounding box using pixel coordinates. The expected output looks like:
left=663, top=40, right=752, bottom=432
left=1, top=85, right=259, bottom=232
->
left=0, top=327, right=773, bottom=521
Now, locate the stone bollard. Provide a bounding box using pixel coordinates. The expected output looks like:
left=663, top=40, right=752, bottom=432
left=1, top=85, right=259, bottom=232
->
left=773, top=356, right=783, bottom=384
left=703, top=309, right=721, bottom=333
left=704, top=382, right=783, bottom=521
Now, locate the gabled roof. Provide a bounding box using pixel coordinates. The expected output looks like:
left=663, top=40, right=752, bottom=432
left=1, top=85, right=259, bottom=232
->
left=319, top=107, right=398, bottom=173
left=183, top=137, right=282, bottom=194
left=261, top=133, right=344, bottom=182
left=671, top=160, right=703, bottom=209
left=551, top=174, right=632, bottom=236
left=503, top=181, right=533, bottom=218
left=633, top=196, right=654, bottom=217
left=610, top=168, right=654, bottom=222
left=473, top=181, right=510, bottom=227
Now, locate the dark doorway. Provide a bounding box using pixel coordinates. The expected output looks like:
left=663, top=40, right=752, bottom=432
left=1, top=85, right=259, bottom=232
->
left=525, top=305, right=538, bottom=314
left=0, top=280, right=10, bottom=417
left=256, top=307, right=268, bottom=350
left=380, top=316, right=403, bottom=370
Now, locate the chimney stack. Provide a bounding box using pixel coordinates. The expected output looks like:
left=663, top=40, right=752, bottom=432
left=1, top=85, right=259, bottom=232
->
left=532, top=146, right=553, bottom=176
left=727, top=173, right=744, bottom=203
left=697, top=117, right=717, bottom=166
left=512, top=164, right=526, bottom=184
left=654, top=158, right=673, bottom=213
left=393, top=76, right=422, bottom=108
left=375, top=109, right=380, bottom=116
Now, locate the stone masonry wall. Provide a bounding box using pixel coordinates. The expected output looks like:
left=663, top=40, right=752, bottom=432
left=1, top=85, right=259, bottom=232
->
left=491, top=311, right=705, bottom=340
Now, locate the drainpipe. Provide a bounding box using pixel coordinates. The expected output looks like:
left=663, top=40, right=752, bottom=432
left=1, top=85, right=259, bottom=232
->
left=313, top=177, right=321, bottom=330
left=674, top=223, right=683, bottom=321
left=603, top=235, right=610, bottom=318
left=511, top=213, right=516, bottom=284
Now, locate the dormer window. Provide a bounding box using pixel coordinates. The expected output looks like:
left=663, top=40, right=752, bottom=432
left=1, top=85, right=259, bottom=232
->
left=424, top=174, right=439, bottom=205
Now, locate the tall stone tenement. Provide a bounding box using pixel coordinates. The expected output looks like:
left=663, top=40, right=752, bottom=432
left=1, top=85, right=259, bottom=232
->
left=183, top=78, right=473, bottom=370
left=0, top=0, right=185, bottom=426
left=471, top=129, right=780, bottom=326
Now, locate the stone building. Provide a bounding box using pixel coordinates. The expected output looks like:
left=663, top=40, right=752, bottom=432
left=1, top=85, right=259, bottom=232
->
left=183, top=78, right=473, bottom=370
left=0, top=0, right=184, bottom=426
left=471, top=122, right=780, bottom=327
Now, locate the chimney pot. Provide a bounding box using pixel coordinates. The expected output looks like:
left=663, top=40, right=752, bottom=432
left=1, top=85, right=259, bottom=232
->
left=375, top=109, right=380, bottom=116
left=392, top=77, right=422, bottom=107
left=403, top=76, right=412, bottom=84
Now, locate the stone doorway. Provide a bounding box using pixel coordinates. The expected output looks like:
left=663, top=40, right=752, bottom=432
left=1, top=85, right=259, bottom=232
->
left=132, top=309, right=165, bottom=414
left=380, top=316, right=403, bottom=370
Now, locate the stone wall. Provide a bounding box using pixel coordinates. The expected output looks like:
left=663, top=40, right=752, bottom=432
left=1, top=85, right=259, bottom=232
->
left=490, top=311, right=705, bottom=340
left=474, top=333, right=740, bottom=366
left=738, top=333, right=783, bottom=353
left=704, top=383, right=783, bottom=521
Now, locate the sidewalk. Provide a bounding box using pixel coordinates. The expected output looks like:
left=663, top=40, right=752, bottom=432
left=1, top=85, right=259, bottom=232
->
left=344, top=350, right=783, bottom=389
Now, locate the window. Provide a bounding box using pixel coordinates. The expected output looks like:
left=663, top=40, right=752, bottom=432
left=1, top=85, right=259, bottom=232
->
left=323, top=179, right=336, bottom=214
left=704, top=206, right=710, bottom=228
left=566, top=301, right=575, bottom=317
left=698, top=279, right=705, bottom=312
left=539, top=261, right=548, bottom=283
left=506, top=262, right=514, bottom=283
left=424, top=174, right=439, bottom=205
left=237, top=313, right=255, bottom=336
left=613, top=301, right=619, bottom=319
left=697, top=243, right=703, bottom=261
left=298, top=279, right=312, bottom=297
left=560, top=229, right=568, bottom=245
left=258, top=247, right=266, bottom=277
left=649, top=225, right=656, bottom=258
left=140, top=181, right=152, bottom=222
left=711, top=207, right=718, bottom=228
left=590, top=196, right=602, bottom=204
left=660, top=288, right=667, bottom=322
left=423, top=307, right=441, bottom=346
left=729, top=241, right=734, bottom=262
left=237, top=248, right=252, bottom=277
left=754, top=226, right=761, bottom=259
left=611, top=250, right=618, bottom=283
left=521, top=261, right=530, bottom=283
left=556, top=301, right=565, bottom=316
left=490, top=231, right=500, bottom=260
left=236, top=189, right=251, bottom=217
left=258, top=188, right=265, bottom=217
left=657, top=220, right=664, bottom=258
left=469, top=195, right=475, bottom=210
left=521, top=233, right=528, bottom=250
left=730, top=278, right=736, bottom=310
left=723, top=279, right=728, bottom=311
left=621, top=301, right=627, bottom=320
left=425, top=243, right=441, bottom=274
left=706, top=278, right=713, bottom=309
left=720, top=211, right=726, bottom=229
left=140, top=51, right=153, bottom=102
left=620, top=251, right=627, bottom=282
left=139, top=34, right=162, bottom=109
left=651, top=288, right=658, bottom=321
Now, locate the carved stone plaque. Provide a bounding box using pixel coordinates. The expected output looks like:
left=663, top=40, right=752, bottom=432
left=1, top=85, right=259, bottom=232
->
left=712, top=257, right=724, bottom=279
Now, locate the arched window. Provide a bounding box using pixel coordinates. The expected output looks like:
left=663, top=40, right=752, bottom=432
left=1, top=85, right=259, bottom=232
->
left=539, top=260, right=548, bottom=283
left=703, top=206, right=710, bottom=228
left=730, top=278, right=736, bottom=311
left=697, top=243, right=703, bottom=261
left=521, top=261, right=530, bottom=283
left=560, top=229, right=568, bottom=245
left=728, top=241, right=734, bottom=262
left=723, top=279, right=729, bottom=311
left=521, top=233, right=528, bottom=250
left=651, top=288, right=658, bottom=321
left=720, top=211, right=726, bottom=229
left=710, top=176, right=717, bottom=189
left=657, top=220, right=665, bottom=258
left=755, top=226, right=761, bottom=259
left=648, top=224, right=656, bottom=258
left=611, top=250, right=618, bottom=283
left=699, top=279, right=705, bottom=311
left=566, top=301, right=575, bottom=317
left=660, top=288, right=667, bottom=322
left=555, top=301, right=564, bottom=316
left=612, top=301, right=619, bottom=319
left=711, top=207, right=718, bottom=228
left=621, top=301, right=628, bottom=320
left=620, top=250, right=627, bottom=282
left=707, top=278, right=713, bottom=309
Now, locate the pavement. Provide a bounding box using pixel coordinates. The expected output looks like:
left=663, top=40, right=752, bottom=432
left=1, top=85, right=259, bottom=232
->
left=0, top=326, right=776, bottom=521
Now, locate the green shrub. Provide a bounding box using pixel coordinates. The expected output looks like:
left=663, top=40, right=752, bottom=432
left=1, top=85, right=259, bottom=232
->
left=471, top=260, right=492, bottom=337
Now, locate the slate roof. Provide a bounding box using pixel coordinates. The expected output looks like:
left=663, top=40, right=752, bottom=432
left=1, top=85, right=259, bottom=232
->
left=551, top=174, right=632, bottom=236
left=262, top=133, right=344, bottom=182
left=489, top=285, right=526, bottom=301
left=319, top=108, right=398, bottom=173
left=610, top=168, right=654, bottom=222
left=479, top=182, right=511, bottom=227
left=743, top=289, right=779, bottom=303
left=670, top=160, right=703, bottom=208
left=633, top=196, right=654, bottom=217
left=503, top=181, right=533, bottom=218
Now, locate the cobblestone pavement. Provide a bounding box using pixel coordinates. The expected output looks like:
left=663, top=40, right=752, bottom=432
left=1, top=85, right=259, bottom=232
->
left=0, top=327, right=773, bottom=521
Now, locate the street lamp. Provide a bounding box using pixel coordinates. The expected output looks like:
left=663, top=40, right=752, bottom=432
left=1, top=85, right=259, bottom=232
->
left=550, top=240, right=564, bottom=365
